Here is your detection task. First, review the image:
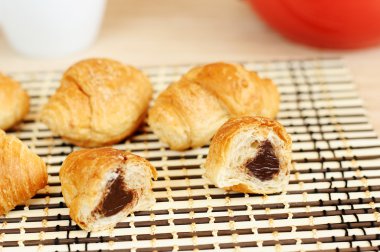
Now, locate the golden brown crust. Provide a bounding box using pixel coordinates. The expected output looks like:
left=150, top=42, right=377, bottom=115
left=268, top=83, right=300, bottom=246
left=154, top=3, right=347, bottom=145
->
left=148, top=62, right=280, bottom=150
left=0, top=130, right=47, bottom=215
left=40, top=58, right=152, bottom=147
left=0, top=73, right=30, bottom=131
left=210, top=116, right=292, bottom=147
left=204, top=116, right=292, bottom=194
left=224, top=183, right=286, bottom=195
left=148, top=78, right=230, bottom=150
left=257, top=78, right=280, bottom=119
left=59, top=147, right=157, bottom=231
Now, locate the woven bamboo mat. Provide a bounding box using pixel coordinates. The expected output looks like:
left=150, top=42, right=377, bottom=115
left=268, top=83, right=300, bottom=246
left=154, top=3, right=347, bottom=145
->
left=1, top=58, right=380, bottom=252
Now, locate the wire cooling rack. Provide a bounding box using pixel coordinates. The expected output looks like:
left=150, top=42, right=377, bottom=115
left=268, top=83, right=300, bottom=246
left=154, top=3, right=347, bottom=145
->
left=1, top=58, right=380, bottom=252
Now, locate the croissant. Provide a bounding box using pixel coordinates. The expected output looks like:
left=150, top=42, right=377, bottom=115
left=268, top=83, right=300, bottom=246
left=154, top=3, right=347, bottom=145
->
left=204, top=116, right=292, bottom=194
left=40, top=58, right=152, bottom=147
left=0, top=130, right=47, bottom=215
left=59, top=147, right=157, bottom=231
left=148, top=62, right=280, bottom=150
left=0, top=73, right=29, bottom=131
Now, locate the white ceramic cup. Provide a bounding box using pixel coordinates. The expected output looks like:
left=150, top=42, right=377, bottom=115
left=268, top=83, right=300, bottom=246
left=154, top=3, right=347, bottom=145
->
left=0, top=0, right=106, bottom=58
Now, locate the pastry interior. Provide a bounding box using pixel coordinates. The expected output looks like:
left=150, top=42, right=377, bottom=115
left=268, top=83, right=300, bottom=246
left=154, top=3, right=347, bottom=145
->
left=244, top=140, right=280, bottom=181
left=222, top=130, right=290, bottom=193
left=86, top=167, right=144, bottom=230
left=93, top=168, right=139, bottom=218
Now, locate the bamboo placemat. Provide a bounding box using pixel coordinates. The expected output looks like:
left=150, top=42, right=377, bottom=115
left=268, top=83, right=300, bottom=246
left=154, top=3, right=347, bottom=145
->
left=1, top=58, right=380, bottom=252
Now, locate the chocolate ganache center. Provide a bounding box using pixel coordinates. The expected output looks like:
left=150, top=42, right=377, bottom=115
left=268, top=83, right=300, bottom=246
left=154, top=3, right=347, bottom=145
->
left=245, top=140, right=280, bottom=181
left=96, top=170, right=135, bottom=217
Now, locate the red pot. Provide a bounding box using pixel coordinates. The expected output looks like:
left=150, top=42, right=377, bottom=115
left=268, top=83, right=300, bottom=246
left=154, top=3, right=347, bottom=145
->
left=247, top=0, right=380, bottom=49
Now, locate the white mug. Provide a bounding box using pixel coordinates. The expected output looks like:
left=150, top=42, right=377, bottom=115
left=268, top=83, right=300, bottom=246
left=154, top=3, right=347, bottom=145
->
left=0, top=0, right=107, bottom=58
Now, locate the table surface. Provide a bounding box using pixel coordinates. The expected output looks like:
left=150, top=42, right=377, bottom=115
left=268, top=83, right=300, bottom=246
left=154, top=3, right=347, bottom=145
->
left=0, top=0, right=379, bottom=133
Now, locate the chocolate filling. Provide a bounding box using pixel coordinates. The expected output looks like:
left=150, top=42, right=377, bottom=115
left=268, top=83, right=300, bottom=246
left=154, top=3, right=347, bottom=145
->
left=245, top=140, right=280, bottom=181
left=96, top=171, right=135, bottom=217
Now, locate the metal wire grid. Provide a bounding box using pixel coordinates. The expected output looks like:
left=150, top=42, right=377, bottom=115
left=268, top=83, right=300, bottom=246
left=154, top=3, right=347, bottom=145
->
left=1, top=58, right=380, bottom=252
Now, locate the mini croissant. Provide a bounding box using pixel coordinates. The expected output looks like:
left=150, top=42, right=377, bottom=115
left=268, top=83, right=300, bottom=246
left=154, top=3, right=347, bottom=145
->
left=148, top=62, right=280, bottom=150
left=0, top=130, right=47, bottom=215
left=60, top=147, right=157, bottom=231
left=40, top=58, right=152, bottom=147
left=0, top=73, right=29, bottom=131
left=205, top=117, right=292, bottom=194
